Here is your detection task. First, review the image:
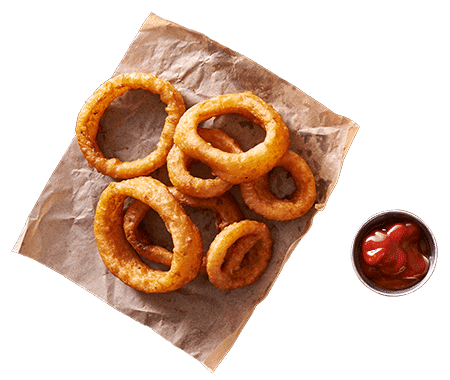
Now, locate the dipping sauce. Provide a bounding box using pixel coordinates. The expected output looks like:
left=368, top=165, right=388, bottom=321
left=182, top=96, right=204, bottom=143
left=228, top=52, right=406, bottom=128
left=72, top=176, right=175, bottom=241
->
left=359, top=221, right=430, bottom=290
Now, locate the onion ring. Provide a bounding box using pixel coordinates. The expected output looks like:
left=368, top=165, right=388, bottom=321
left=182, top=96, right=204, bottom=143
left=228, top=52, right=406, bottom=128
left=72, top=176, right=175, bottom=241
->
left=167, top=128, right=242, bottom=198
left=123, top=199, right=173, bottom=267
left=240, top=150, right=316, bottom=221
left=206, top=220, right=273, bottom=290
left=76, top=73, right=186, bottom=179
left=94, top=176, right=203, bottom=293
left=123, top=187, right=244, bottom=273
left=173, top=91, right=290, bottom=184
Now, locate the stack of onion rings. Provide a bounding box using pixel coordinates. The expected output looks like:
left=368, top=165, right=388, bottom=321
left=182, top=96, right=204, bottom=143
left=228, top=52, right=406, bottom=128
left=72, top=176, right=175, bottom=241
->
left=173, top=91, right=291, bottom=184
left=76, top=73, right=185, bottom=179
left=122, top=186, right=274, bottom=290
left=94, top=176, right=203, bottom=293
left=123, top=187, right=244, bottom=273
left=78, top=73, right=317, bottom=292
left=170, top=124, right=316, bottom=221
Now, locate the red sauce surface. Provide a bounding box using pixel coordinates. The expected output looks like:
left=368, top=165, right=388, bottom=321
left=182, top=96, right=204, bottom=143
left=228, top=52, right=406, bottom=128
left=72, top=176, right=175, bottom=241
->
left=360, top=221, right=429, bottom=290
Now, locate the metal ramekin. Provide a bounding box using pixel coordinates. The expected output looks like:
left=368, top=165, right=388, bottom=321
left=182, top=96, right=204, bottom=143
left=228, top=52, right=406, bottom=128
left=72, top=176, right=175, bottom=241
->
left=351, top=210, right=437, bottom=296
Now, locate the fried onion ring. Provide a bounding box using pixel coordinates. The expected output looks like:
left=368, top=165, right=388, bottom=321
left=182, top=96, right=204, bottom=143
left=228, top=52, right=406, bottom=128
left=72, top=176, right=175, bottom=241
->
left=167, top=128, right=242, bottom=198
left=94, top=177, right=203, bottom=293
left=76, top=73, right=186, bottom=179
left=240, top=150, right=316, bottom=220
left=123, top=187, right=244, bottom=273
left=123, top=199, right=173, bottom=267
left=206, top=220, right=273, bottom=290
left=173, top=91, right=290, bottom=184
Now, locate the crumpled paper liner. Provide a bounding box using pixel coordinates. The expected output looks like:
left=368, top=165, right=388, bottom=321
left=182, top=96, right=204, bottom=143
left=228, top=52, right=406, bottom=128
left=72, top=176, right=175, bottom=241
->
left=13, top=13, right=358, bottom=371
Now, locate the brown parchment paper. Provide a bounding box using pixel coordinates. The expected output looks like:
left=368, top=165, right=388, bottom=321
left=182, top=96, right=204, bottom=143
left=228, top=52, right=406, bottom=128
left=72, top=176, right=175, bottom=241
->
left=13, top=13, right=358, bottom=371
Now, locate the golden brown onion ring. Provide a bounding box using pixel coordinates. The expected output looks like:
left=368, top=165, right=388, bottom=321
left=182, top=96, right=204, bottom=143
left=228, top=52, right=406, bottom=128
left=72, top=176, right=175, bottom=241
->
left=94, top=177, right=203, bottom=293
left=123, top=187, right=244, bottom=273
left=123, top=199, right=173, bottom=267
left=240, top=150, right=316, bottom=221
left=173, top=92, right=290, bottom=184
left=76, top=73, right=186, bottom=179
left=206, top=220, right=273, bottom=290
left=167, top=128, right=242, bottom=198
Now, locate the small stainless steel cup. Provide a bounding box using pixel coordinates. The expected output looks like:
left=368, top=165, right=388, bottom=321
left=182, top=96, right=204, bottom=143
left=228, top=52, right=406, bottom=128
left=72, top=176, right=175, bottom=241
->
left=351, top=210, right=437, bottom=296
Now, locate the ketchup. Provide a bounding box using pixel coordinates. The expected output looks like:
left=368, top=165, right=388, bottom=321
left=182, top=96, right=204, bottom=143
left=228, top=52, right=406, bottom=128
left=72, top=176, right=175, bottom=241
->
left=360, top=221, right=429, bottom=290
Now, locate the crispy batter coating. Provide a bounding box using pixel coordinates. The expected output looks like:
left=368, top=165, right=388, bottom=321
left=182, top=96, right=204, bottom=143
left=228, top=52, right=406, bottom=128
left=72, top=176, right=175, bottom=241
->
left=167, top=128, right=241, bottom=198
left=240, top=150, right=316, bottom=220
left=173, top=92, right=290, bottom=184
left=76, top=73, right=185, bottom=179
left=94, top=177, right=203, bottom=293
left=123, top=199, right=173, bottom=267
left=206, top=220, right=273, bottom=290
